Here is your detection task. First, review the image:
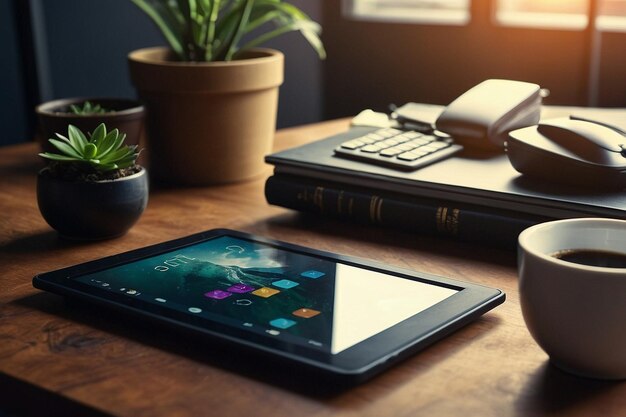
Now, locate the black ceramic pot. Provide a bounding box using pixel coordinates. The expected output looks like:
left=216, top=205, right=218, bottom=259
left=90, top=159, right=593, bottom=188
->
left=37, top=167, right=149, bottom=239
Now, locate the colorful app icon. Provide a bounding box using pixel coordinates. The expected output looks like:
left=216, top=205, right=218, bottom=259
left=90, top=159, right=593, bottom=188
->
left=300, top=270, right=325, bottom=279
left=204, top=289, right=232, bottom=300
left=252, top=287, right=280, bottom=298
left=272, top=279, right=299, bottom=289
left=227, top=283, right=255, bottom=293
left=292, top=308, right=321, bottom=318
left=270, top=318, right=297, bottom=329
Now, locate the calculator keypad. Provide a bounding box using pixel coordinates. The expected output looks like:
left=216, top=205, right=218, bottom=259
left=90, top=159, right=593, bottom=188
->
left=334, top=128, right=463, bottom=171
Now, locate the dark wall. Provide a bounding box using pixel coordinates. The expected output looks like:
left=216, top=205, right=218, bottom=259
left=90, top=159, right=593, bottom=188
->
left=36, top=0, right=163, bottom=100
left=0, top=0, right=30, bottom=146
left=0, top=0, right=323, bottom=146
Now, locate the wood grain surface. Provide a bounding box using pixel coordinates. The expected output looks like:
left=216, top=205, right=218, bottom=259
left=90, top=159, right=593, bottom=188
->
left=1, top=119, right=624, bottom=417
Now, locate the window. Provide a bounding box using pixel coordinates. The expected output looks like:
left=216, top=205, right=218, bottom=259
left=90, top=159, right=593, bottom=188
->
left=597, top=0, right=626, bottom=31
left=345, top=0, right=626, bottom=31
left=495, top=0, right=626, bottom=31
left=495, top=0, right=589, bottom=29
left=343, top=0, right=471, bottom=25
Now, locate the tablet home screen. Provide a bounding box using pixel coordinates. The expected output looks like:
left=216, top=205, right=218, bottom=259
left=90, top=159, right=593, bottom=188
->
left=75, top=236, right=458, bottom=354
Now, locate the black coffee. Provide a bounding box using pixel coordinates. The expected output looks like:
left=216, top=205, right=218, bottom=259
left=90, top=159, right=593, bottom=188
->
left=551, top=249, right=626, bottom=268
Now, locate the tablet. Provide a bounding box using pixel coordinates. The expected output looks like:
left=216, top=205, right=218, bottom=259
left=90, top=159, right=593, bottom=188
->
left=33, top=229, right=504, bottom=383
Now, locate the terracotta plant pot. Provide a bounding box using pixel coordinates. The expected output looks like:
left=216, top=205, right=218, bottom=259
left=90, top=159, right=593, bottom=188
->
left=37, top=167, right=149, bottom=240
left=128, top=47, right=284, bottom=185
left=36, top=98, right=145, bottom=153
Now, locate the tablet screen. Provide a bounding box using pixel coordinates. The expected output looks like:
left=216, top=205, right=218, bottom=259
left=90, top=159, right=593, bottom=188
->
left=75, top=235, right=458, bottom=354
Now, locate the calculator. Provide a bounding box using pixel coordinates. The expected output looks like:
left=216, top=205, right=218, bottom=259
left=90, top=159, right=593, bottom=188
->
left=333, top=128, right=463, bottom=171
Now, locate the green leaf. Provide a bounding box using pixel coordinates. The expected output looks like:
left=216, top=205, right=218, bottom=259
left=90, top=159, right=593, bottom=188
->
left=131, top=0, right=325, bottom=62
left=83, top=143, right=98, bottom=159
left=116, top=157, right=138, bottom=169
left=38, top=152, right=80, bottom=162
left=131, top=0, right=186, bottom=59
left=93, top=162, right=118, bottom=171
left=238, top=3, right=326, bottom=59
left=48, top=139, right=83, bottom=159
left=95, top=129, right=121, bottom=158
left=217, top=0, right=255, bottom=61
left=54, top=133, right=72, bottom=144
left=99, top=132, right=125, bottom=158
left=68, top=125, right=88, bottom=152
left=90, top=123, right=107, bottom=146
left=99, top=146, right=133, bottom=164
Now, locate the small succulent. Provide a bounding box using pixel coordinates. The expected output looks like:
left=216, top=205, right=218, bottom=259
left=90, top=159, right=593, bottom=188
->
left=68, top=101, right=112, bottom=115
left=39, top=123, right=139, bottom=171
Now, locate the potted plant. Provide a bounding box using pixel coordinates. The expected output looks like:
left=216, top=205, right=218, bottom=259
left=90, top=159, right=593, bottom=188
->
left=37, top=123, right=148, bottom=240
left=36, top=97, right=145, bottom=153
left=128, top=0, right=325, bottom=185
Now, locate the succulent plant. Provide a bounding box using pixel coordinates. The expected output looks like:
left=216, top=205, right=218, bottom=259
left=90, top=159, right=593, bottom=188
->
left=68, top=101, right=112, bottom=115
left=39, top=123, right=140, bottom=171
left=130, top=0, right=325, bottom=62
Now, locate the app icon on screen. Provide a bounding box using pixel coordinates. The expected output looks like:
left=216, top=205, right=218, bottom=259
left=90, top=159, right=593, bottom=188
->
left=292, top=308, right=321, bottom=318
left=272, top=279, right=299, bottom=289
left=252, top=287, right=280, bottom=298
left=270, top=318, right=296, bottom=329
left=300, top=270, right=325, bottom=279
left=204, top=289, right=232, bottom=300
left=227, top=283, right=255, bottom=293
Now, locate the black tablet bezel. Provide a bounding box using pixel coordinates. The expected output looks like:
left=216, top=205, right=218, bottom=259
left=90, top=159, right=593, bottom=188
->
left=33, top=228, right=504, bottom=381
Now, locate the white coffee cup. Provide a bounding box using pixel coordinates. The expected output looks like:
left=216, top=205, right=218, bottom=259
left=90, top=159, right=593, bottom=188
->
left=518, top=218, right=626, bottom=379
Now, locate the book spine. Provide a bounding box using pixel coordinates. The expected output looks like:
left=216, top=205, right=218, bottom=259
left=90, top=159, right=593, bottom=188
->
left=265, top=174, right=551, bottom=249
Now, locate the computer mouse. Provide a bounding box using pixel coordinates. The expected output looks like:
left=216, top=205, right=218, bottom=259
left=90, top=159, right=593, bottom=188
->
left=506, top=117, right=626, bottom=189
left=537, top=118, right=626, bottom=164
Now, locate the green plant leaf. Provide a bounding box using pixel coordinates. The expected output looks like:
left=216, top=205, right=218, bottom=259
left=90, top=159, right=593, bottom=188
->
left=38, top=152, right=80, bottom=162
left=99, top=146, right=134, bottom=164
left=131, top=0, right=325, bottom=62
left=99, top=132, right=125, bottom=158
left=239, top=3, right=326, bottom=59
left=244, top=9, right=281, bottom=33
left=131, top=0, right=185, bottom=59
left=68, top=125, right=88, bottom=152
left=48, top=139, right=83, bottom=159
left=93, top=161, right=118, bottom=171
left=54, top=133, right=72, bottom=145
left=217, top=0, right=254, bottom=61
left=116, top=155, right=139, bottom=169
left=90, top=123, right=107, bottom=146
left=95, top=129, right=121, bottom=158
left=68, top=101, right=109, bottom=115
left=83, top=143, right=98, bottom=159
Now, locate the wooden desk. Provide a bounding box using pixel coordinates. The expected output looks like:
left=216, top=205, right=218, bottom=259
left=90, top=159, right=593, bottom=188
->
left=1, top=119, right=624, bottom=417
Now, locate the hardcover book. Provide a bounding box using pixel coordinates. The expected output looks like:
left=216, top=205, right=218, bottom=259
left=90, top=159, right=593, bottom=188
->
left=264, top=106, right=626, bottom=245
